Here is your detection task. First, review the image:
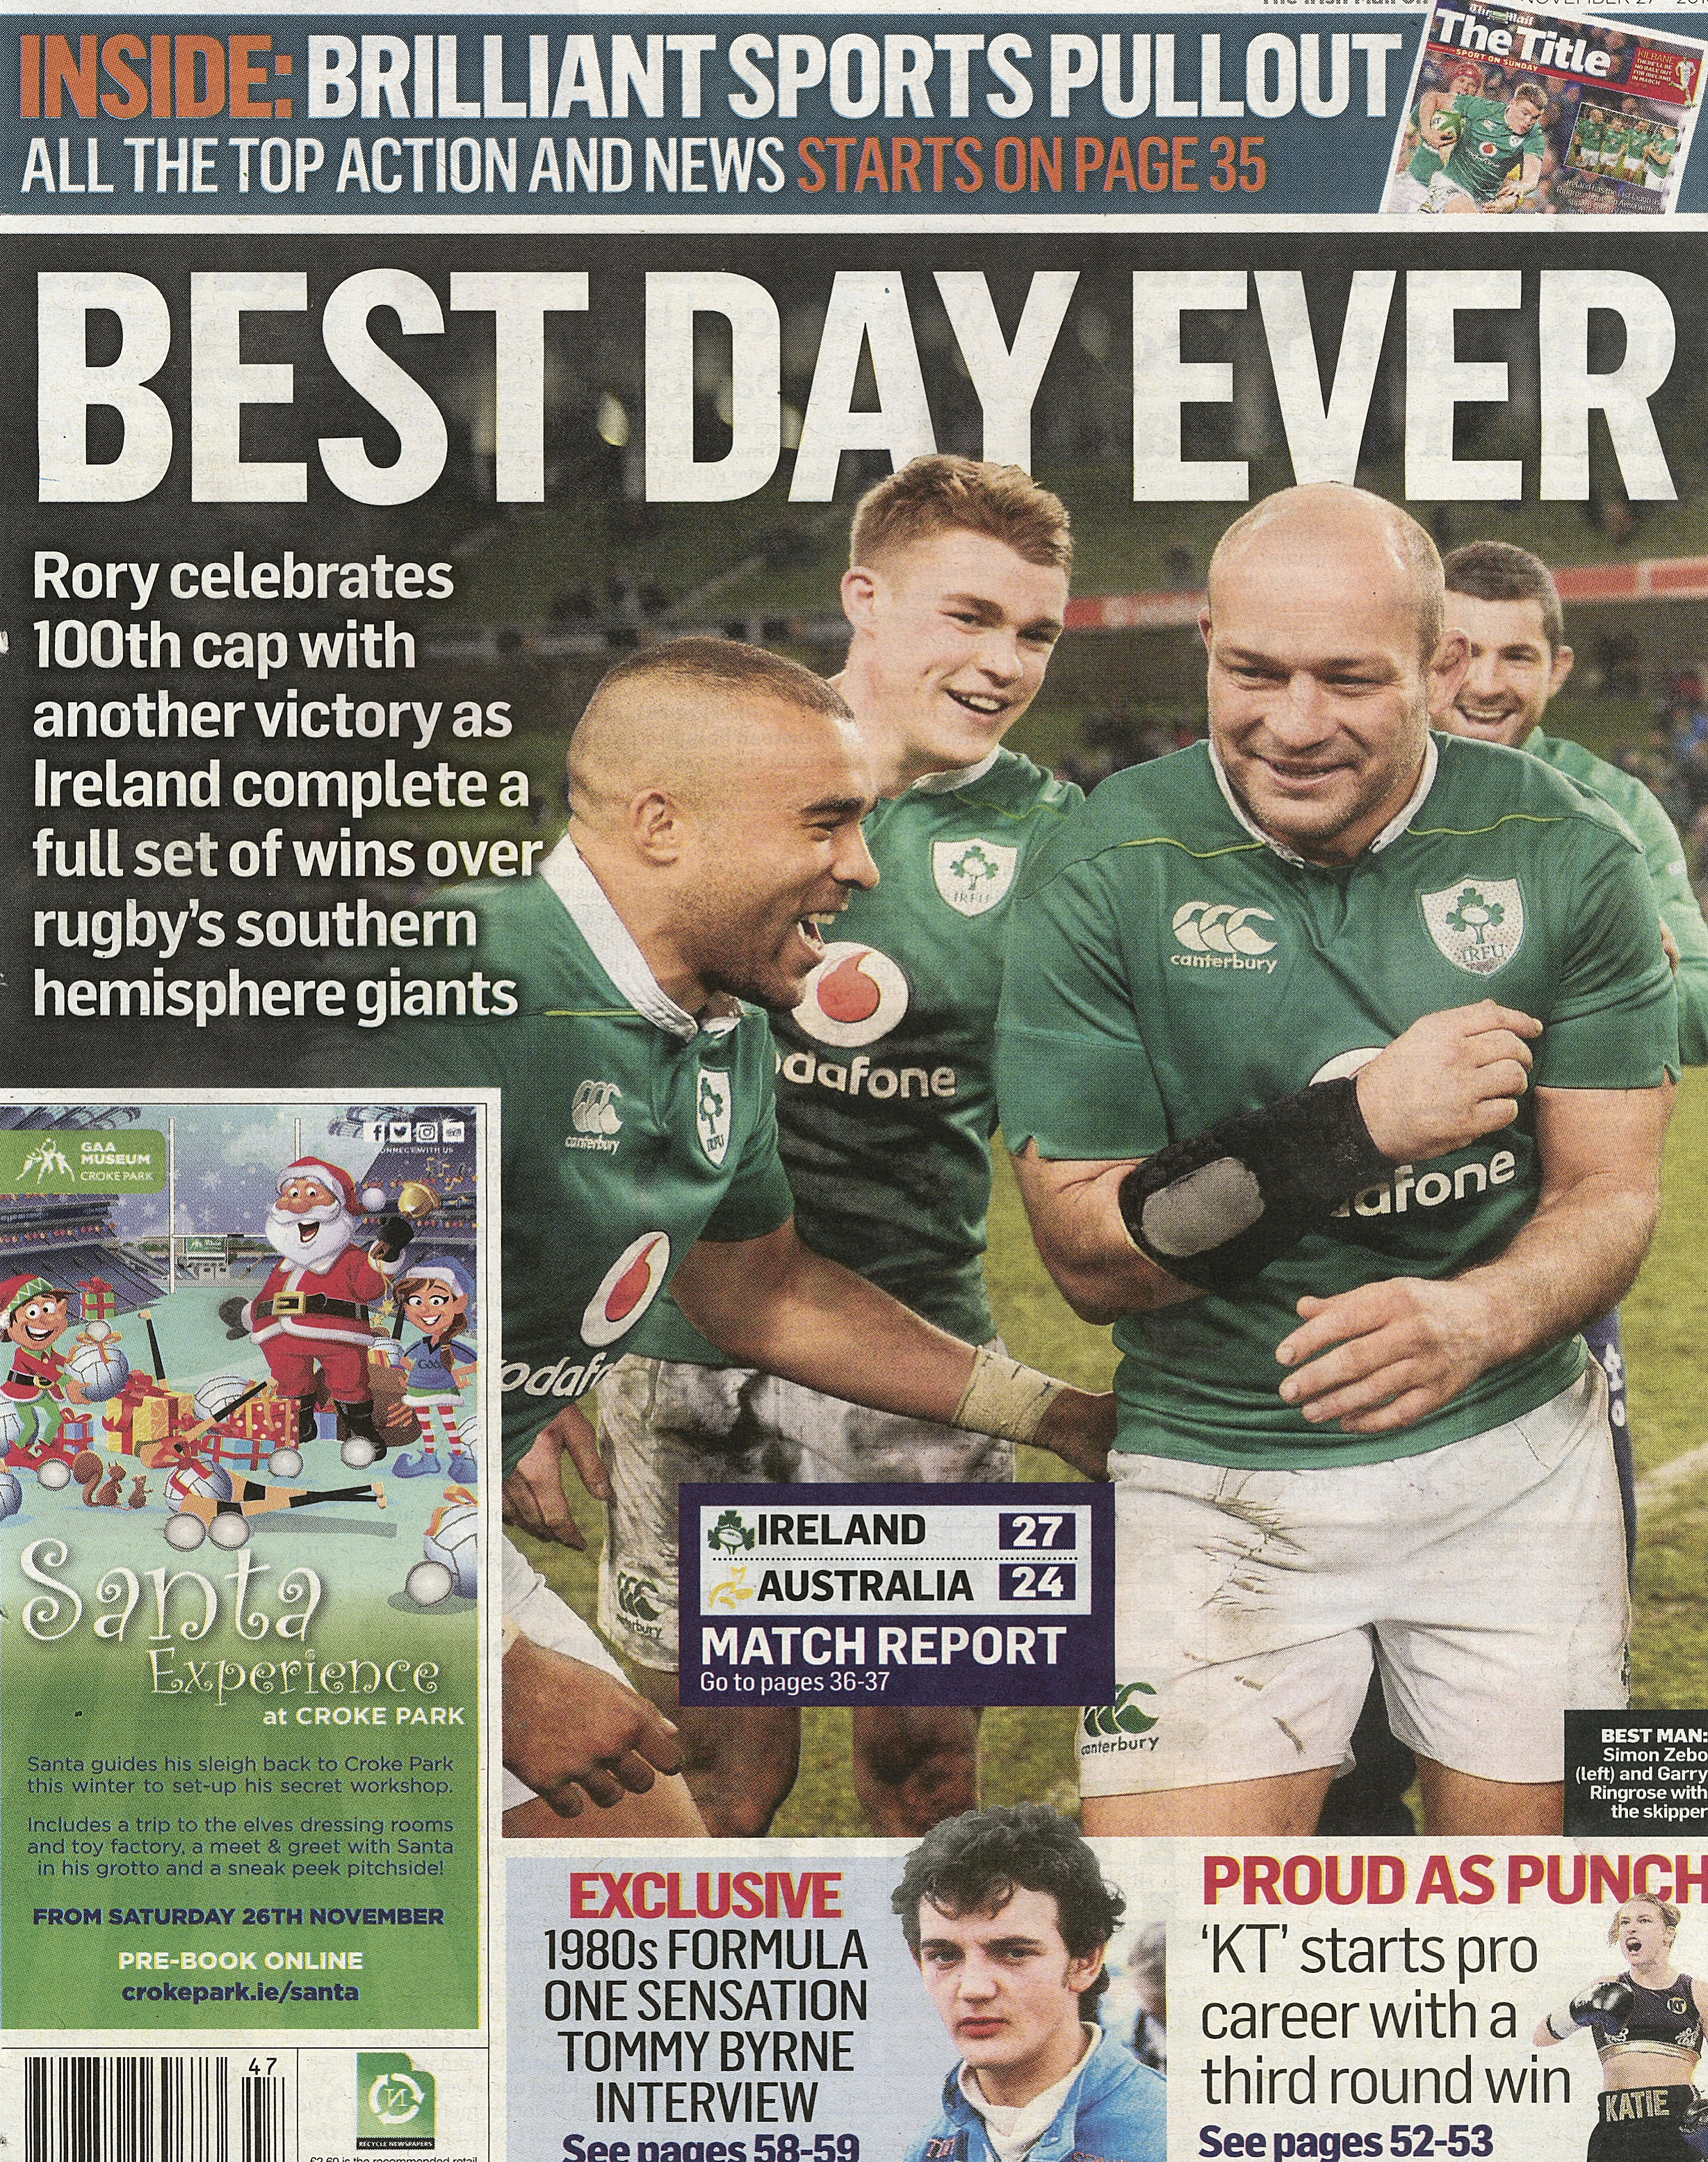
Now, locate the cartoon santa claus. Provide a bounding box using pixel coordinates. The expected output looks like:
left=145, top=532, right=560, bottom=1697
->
left=243, top=1158, right=415, bottom=1467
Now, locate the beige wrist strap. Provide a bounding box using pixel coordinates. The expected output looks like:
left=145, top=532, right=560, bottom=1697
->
left=951, top=1347, right=1067, bottom=1444
left=501, top=1614, right=523, bottom=1655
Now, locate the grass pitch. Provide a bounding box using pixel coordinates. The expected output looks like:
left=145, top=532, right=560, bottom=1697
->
left=513, top=1069, right=1707, bottom=1835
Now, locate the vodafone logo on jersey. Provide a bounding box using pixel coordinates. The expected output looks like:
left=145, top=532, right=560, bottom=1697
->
left=581, top=1231, right=672, bottom=1348
left=790, top=941, right=910, bottom=1048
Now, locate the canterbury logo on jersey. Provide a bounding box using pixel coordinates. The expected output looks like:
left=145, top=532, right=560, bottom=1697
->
left=566, top=1078, right=623, bottom=1153
left=1170, top=902, right=1279, bottom=972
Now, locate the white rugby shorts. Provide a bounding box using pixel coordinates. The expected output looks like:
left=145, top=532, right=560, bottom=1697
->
left=595, top=1351, right=1014, bottom=1668
left=1422, top=168, right=1480, bottom=212
left=1080, top=1366, right=1628, bottom=1795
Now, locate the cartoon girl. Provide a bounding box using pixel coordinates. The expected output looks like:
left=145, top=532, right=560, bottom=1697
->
left=389, top=1255, right=478, bottom=1483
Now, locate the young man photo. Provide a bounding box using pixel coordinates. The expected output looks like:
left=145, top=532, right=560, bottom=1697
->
left=893, top=1804, right=1166, bottom=2162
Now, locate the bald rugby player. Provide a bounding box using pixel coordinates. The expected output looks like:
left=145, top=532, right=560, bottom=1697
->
left=407, top=638, right=1114, bottom=1838
left=997, top=485, right=1677, bottom=1838
left=583, top=459, right=1082, bottom=1837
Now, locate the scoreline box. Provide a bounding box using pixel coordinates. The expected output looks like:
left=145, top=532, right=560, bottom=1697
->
left=678, top=1481, right=1114, bottom=1708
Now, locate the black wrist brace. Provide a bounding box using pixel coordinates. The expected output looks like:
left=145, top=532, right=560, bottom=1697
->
left=1118, top=1077, right=1393, bottom=1294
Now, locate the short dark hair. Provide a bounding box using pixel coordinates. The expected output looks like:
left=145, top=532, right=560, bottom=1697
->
left=849, top=456, right=1073, bottom=578
left=1442, top=539, right=1565, bottom=655
left=892, top=1805, right=1124, bottom=2008
left=583, top=635, right=852, bottom=724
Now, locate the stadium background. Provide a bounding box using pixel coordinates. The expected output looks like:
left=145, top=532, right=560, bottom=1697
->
left=4, top=229, right=1705, bottom=1830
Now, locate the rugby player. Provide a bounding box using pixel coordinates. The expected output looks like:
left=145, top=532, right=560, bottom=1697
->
left=1442, top=539, right=1708, bottom=1547
left=1535, top=1896, right=1708, bottom=2160
left=1322, top=538, right=1708, bottom=1834
left=1387, top=61, right=1484, bottom=211
left=1570, top=101, right=1607, bottom=177
left=421, top=637, right=1112, bottom=1838
left=996, top=485, right=1677, bottom=1837
left=1646, top=123, right=1679, bottom=190
left=574, top=460, right=1083, bottom=1836
left=1417, top=77, right=1549, bottom=211
left=893, top=1805, right=1166, bottom=2162
left=1601, top=107, right=1636, bottom=188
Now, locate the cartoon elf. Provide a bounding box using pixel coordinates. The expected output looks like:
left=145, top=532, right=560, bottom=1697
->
left=389, top=1255, right=479, bottom=1484
left=0, top=1275, right=127, bottom=1461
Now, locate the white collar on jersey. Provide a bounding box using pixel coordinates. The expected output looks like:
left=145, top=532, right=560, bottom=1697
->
left=908, top=746, right=1003, bottom=795
left=1208, top=733, right=1439, bottom=866
left=539, top=835, right=742, bottom=1043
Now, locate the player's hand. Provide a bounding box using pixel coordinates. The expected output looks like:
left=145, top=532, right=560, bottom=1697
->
left=1662, top=922, right=1682, bottom=973
left=501, top=1404, right=608, bottom=1549
left=1032, top=1386, right=1116, bottom=1481
left=1355, top=1001, right=1542, bottom=1161
left=1275, top=1276, right=1495, bottom=1433
left=502, top=1635, right=683, bottom=1815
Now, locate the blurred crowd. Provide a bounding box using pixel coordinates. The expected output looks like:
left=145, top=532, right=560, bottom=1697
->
left=1621, top=662, right=1708, bottom=907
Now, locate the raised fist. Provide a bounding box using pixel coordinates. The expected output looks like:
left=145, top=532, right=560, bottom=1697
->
left=1570, top=1979, right=1634, bottom=2035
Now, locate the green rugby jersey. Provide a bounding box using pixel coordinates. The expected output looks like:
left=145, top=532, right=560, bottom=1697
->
left=1527, top=727, right=1708, bottom=1063
left=995, top=734, right=1677, bottom=1470
left=1646, top=133, right=1678, bottom=179
left=646, top=748, right=1082, bottom=1362
left=1442, top=93, right=1545, bottom=200
left=1406, top=101, right=1450, bottom=184
left=391, top=839, right=793, bottom=1472
left=1571, top=109, right=1605, bottom=163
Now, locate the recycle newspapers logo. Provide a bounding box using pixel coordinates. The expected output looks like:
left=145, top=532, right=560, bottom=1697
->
left=357, top=2051, right=436, bottom=2149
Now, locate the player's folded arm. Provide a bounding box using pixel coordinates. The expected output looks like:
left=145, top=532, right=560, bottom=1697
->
left=1009, top=1144, right=1196, bottom=1323
left=1363, top=1080, right=1670, bottom=1399
left=1011, top=1068, right=1396, bottom=1316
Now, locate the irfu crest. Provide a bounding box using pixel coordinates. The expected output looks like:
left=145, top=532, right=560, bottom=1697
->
left=1421, top=878, right=1525, bottom=975
left=933, top=837, right=1018, bottom=917
left=696, top=1070, right=732, bottom=1164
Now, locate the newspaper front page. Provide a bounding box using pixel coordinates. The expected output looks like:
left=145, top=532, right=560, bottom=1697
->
left=1, top=6, right=1707, bottom=2159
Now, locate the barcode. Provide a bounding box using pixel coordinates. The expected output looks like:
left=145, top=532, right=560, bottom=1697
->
left=22, top=2056, right=284, bottom=2162
left=241, top=2071, right=286, bottom=2162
